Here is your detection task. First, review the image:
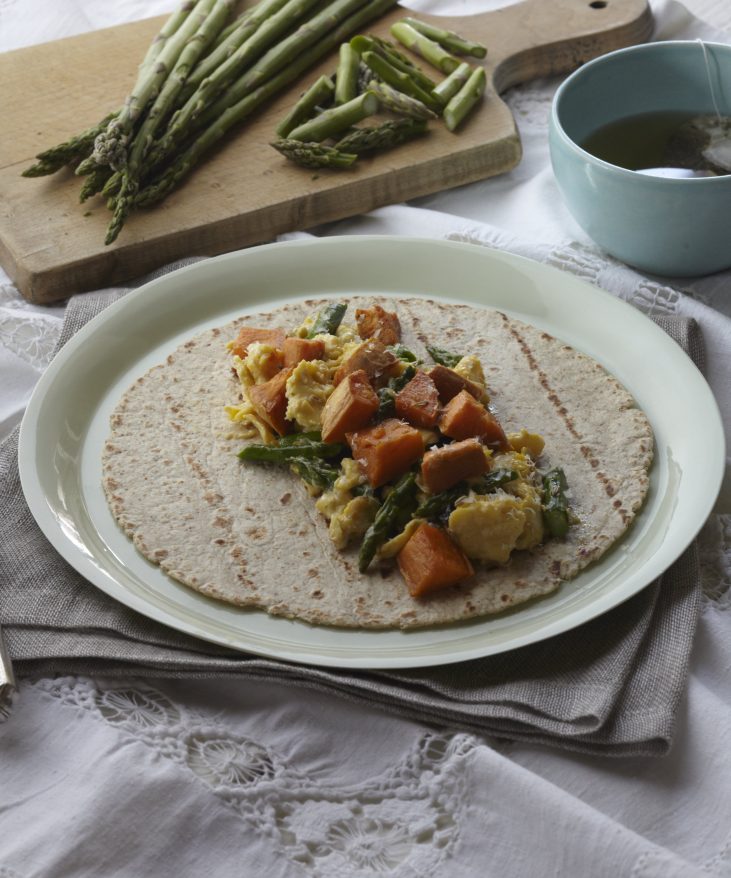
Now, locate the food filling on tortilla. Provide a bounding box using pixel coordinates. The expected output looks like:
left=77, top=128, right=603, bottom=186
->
left=227, top=301, right=571, bottom=599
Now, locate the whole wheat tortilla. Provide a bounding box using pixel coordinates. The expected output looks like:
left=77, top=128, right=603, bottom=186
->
left=102, top=296, right=653, bottom=629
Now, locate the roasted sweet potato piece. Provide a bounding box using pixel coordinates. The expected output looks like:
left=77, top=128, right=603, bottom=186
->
left=334, top=339, right=400, bottom=388
left=231, top=326, right=286, bottom=359
left=282, top=337, right=325, bottom=368
left=421, top=438, right=489, bottom=494
left=321, top=369, right=379, bottom=444
left=427, top=364, right=482, bottom=404
left=248, top=367, right=294, bottom=436
left=397, top=522, right=474, bottom=597
left=439, top=390, right=509, bottom=449
left=355, top=305, right=401, bottom=345
left=347, top=418, right=424, bottom=488
left=394, top=371, right=440, bottom=429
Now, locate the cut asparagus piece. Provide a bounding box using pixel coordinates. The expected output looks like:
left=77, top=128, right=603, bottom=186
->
left=432, top=61, right=472, bottom=106
left=350, top=34, right=435, bottom=91
left=443, top=66, right=486, bottom=131
left=390, top=21, right=460, bottom=74
left=358, top=472, right=418, bottom=572
left=335, top=118, right=428, bottom=154
left=361, top=51, right=441, bottom=112
left=308, top=302, right=348, bottom=336
left=542, top=467, right=570, bottom=537
left=288, top=91, right=379, bottom=143
left=335, top=43, right=361, bottom=105
left=272, top=139, right=358, bottom=169
left=276, top=75, right=336, bottom=137
left=400, top=17, right=487, bottom=58
left=366, top=80, right=437, bottom=120
left=136, top=0, right=399, bottom=208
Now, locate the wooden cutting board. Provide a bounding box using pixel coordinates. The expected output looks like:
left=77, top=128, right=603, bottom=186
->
left=0, top=0, right=652, bottom=304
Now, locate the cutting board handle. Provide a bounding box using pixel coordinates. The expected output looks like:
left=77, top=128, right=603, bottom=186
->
left=408, top=0, right=653, bottom=92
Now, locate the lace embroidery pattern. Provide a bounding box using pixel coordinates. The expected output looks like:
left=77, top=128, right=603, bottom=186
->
left=698, top=514, right=731, bottom=610
left=32, top=677, right=474, bottom=876
left=0, top=282, right=62, bottom=370
left=505, top=79, right=557, bottom=134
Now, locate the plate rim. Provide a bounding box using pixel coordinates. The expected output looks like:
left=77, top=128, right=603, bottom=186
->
left=17, top=235, right=726, bottom=668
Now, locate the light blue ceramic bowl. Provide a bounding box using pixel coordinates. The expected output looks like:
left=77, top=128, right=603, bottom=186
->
left=549, top=40, right=731, bottom=277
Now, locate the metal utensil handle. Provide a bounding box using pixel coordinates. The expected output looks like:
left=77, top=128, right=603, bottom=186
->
left=0, top=624, right=17, bottom=721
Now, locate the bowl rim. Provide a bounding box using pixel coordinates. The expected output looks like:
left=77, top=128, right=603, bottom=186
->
left=550, top=39, right=731, bottom=185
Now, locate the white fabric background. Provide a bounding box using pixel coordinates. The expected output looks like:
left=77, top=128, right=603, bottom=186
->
left=1, top=2, right=730, bottom=877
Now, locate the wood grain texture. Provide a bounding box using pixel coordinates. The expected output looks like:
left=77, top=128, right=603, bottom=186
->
left=0, top=0, right=652, bottom=303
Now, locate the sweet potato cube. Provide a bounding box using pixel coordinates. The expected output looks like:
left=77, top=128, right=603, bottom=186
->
left=231, top=326, right=286, bottom=359
left=334, top=339, right=400, bottom=388
left=397, top=522, right=474, bottom=597
left=421, top=438, right=489, bottom=494
left=439, top=391, right=509, bottom=449
left=427, top=364, right=482, bottom=404
left=282, top=337, right=325, bottom=368
left=394, top=371, right=440, bottom=428
left=248, top=367, right=294, bottom=436
left=321, top=369, right=379, bottom=444
left=355, top=305, right=401, bottom=345
left=347, top=418, right=424, bottom=488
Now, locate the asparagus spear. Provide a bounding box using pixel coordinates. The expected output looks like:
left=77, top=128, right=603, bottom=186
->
left=400, top=17, right=487, bottom=58
left=238, top=437, right=344, bottom=460
left=426, top=344, right=462, bottom=367
left=335, top=118, right=428, bottom=154
left=415, top=468, right=519, bottom=520
left=361, top=51, right=441, bottom=112
left=21, top=113, right=117, bottom=177
left=390, top=21, right=460, bottom=74
left=289, top=457, right=341, bottom=489
left=276, top=75, right=335, bottom=137
left=161, top=0, right=325, bottom=155
left=272, top=139, right=358, bottom=169
left=432, top=61, right=472, bottom=106
left=308, top=302, right=348, bottom=336
left=366, top=80, right=437, bottom=120
left=443, top=67, right=486, bottom=132
left=288, top=91, right=379, bottom=142
left=79, top=166, right=113, bottom=203
left=350, top=34, right=435, bottom=92
left=135, top=0, right=400, bottom=208
left=107, top=0, right=234, bottom=243
left=138, top=0, right=200, bottom=73
left=335, top=43, right=361, bottom=105
left=542, top=468, right=570, bottom=538
left=358, top=472, right=418, bottom=572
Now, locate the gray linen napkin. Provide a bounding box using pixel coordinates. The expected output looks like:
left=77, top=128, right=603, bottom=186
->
left=0, top=279, right=705, bottom=757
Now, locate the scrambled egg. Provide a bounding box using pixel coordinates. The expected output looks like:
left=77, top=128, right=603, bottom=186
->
left=453, top=355, right=489, bottom=403
left=377, top=518, right=422, bottom=559
left=316, top=458, right=377, bottom=549
left=285, top=360, right=333, bottom=430
left=507, top=429, right=545, bottom=459
left=236, top=343, right=282, bottom=386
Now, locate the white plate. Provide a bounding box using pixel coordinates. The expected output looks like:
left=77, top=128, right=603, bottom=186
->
left=18, top=237, right=725, bottom=669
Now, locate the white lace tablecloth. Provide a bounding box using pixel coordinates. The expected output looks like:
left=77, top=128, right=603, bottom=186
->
left=2, top=2, right=731, bottom=877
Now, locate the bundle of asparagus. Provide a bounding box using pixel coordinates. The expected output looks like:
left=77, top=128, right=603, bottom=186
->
left=273, top=17, right=487, bottom=171
left=22, top=0, right=400, bottom=244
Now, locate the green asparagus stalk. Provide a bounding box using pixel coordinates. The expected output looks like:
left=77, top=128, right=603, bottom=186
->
left=138, top=0, right=199, bottom=73
left=136, top=0, right=400, bottom=208
left=276, top=75, right=335, bottom=137
left=289, top=457, right=341, bottom=489
left=366, top=80, right=437, bottom=120
left=308, top=302, right=348, bottom=336
left=336, top=118, right=428, bottom=153
left=335, top=43, right=361, bottom=105
left=415, top=469, right=518, bottom=520
left=400, top=17, right=487, bottom=58
left=361, top=51, right=441, bottom=112
left=443, top=66, right=486, bottom=131
left=79, top=166, right=113, bottom=202
left=350, top=34, right=436, bottom=92
left=238, top=437, right=344, bottom=460
left=390, top=21, right=460, bottom=74
left=160, top=0, right=325, bottom=155
left=288, top=91, right=379, bottom=142
left=106, top=0, right=234, bottom=243
left=93, top=0, right=215, bottom=174
left=432, top=61, right=472, bottom=106
left=272, top=139, right=358, bottom=169
left=21, top=113, right=118, bottom=177
left=426, top=344, right=462, bottom=366
left=358, top=472, right=418, bottom=572
left=542, top=468, right=570, bottom=537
